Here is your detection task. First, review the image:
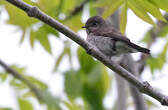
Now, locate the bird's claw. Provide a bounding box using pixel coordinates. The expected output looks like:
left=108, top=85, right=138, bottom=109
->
left=86, top=47, right=93, bottom=54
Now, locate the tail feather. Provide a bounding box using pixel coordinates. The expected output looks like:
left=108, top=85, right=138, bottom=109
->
left=127, top=42, right=150, bottom=54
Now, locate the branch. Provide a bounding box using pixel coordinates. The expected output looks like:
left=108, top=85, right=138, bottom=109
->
left=64, top=0, right=90, bottom=20
left=115, top=74, right=127, bottom=110
left=0, top=59, right=43, bottom=100
left=107, top=11, right=127, bottom=110
left=120, top=55, right=147, bottom=110
left=0, top=59, right=61, bottom=109
left=5, top=0, right=168, bottom=106
left=137, top=14, right=168, bottom=74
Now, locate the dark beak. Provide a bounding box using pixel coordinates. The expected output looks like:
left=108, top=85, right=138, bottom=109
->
left=82, top=26, right=86, bottom=28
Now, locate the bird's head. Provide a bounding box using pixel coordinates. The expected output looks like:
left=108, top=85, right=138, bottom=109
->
left=82, top=16, right=106, bottom=34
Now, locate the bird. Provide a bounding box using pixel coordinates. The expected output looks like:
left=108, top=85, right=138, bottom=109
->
left=82, top=16, right=150, bottom=57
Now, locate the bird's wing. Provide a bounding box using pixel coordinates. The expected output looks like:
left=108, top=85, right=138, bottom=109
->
left=99, top=29, right=150, bottom=54
left=98, top=28, right=131, bottom=43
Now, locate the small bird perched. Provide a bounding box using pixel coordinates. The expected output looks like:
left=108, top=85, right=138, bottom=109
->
left=82, top=16, right=150, bottom=57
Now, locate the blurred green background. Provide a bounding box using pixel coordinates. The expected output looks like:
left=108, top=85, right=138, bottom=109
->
left=0, top=0, right=168, bottom=110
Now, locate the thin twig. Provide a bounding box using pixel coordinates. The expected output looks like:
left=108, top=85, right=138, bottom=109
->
left=137, top=14, right=168, bottom=74
left=65, top=0, right=90, bottom=20
left=0, top=59, right=42, bottom=100
left=5, top=0, right=168, bottom=106
left=0, top=59, right=61, bottom=109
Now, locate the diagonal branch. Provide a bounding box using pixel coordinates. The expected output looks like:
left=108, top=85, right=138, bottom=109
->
left=0, top=59, right=61, bottom=109
left=5, top=0, right=168, bottom=106
left=0, top=59, right=44, bottom=100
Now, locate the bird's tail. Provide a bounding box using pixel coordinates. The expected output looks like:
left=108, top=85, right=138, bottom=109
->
left=128, top=43, right=150, bottom=54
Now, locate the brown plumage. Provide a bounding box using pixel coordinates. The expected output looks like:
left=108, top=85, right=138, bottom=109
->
left=83, top=16, right=150, bottom=56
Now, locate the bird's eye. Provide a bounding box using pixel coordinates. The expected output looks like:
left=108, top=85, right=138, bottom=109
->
left=92, top=22, right=98, bottom=26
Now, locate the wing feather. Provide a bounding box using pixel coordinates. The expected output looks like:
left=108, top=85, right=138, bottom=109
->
left=96, top=28, right=130, bottom=43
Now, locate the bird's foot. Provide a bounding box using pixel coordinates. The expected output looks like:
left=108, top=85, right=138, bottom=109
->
left=86, top=46, right=93, bottom=54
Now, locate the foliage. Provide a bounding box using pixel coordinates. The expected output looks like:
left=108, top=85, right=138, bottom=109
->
left=142, top=22, right=168, bottom=73
left=95, top=0, right=167, bottom=34
left=0, top=65, right=61, bottom=110
left=0, top=0, right=168, bottom=110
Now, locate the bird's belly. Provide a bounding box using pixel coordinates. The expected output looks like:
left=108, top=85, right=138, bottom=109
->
left=87, top=36, right=116, bottom=56
left=87, top=35, right=136, bottom=56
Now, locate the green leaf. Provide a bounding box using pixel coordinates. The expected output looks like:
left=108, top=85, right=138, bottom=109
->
left=102, top=0, right=124, bottom=18
left=147, top=57, right=159, bottom=73
left=55, top=0, right=65, bottom=17
left=53, top=45, right=70, bottom=72
left=36, top=34, right=52, bottom=54
left=82, top=84, right=104, bottom=110
left=18, top=98, right=33, bottom=110
left=11, top=65, right=26, bottom=74
left=0, top=108, right=12, bottom=110
left=81, top=64, right=110, bottom=110
left=5, top=65, right=28, bottom=89
left=19, top=30, right=26, bottom=44
left=23, top=89, right=61, bottom=110
left=94, top=0, right=113, bottom=7
left=30, top=26, right=52, bottom=54
left=135, top=0, right=166, bottom=22
left=0, top=73, right=8, bottom=82
left=141, top=29, right=152, bottom=43
left=62, top=0, right=77, bottom=14
left=23, top=90, right=35, bottom=98
left=128, top=0, right=155, bottom=25
left=43, top=24, right=59, bottom=37
left=65, top=71, right=82, bottom=99
left=89, top=1, right=98, bottom=16
left=86, top=65, right=102, bottom=85
left=22, top=88, right=61, bottom=110
left=63, top=100, right=83, bottom=110
left=23, top=0, right=37, bottom=5
left=30, top=29, right=36, bottom=48
left=158, top=25, right=168, bottom=37
left=26, top=76, right=48, bottom=89
left=150, top=0, right=168, bottom=12
left=53, top=50, right=66, bottom=72
left=10, top=79, right=27, bottom=90
left=100, top=65, right=111, bottom=95
left=85, top=64, right=110, bottom=96
left=120, top=2, right=128, bottom=34
left=37, top=0, right=60, bottom=17
left=147, top=41, right=168, bottom=73
left=0, top=0, right=5, bottom=5
left=40, top=90, right=61, bottom=110
left=8, top=65, right=47, bottom=90
left=63, top=14, right=83, bottom=32
left=77, top=47, right=98, bottom=73
left=4, top=2, right=38, bottom=30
